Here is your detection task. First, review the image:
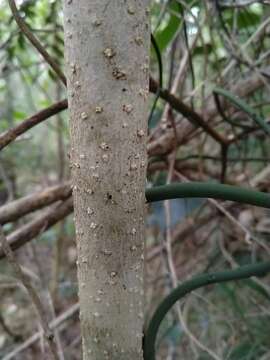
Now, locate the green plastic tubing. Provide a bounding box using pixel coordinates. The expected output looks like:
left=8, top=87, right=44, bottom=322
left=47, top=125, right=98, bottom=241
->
left=144, top=261, right=270, bottom=360
left=145, top=182, right=270, bottom=208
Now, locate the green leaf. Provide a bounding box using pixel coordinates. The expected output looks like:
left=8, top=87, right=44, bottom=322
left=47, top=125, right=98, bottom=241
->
left=154, top=1, right=181, bottom=53
left=13, top=110, right=27, bottom=121
left=17, top=33, right=25, bottom=50
left=51, top=44, right=63, bottom=59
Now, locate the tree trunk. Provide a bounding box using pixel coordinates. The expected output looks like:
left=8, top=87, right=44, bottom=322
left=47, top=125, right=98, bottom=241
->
left=63, top=1, right=150, bottom=359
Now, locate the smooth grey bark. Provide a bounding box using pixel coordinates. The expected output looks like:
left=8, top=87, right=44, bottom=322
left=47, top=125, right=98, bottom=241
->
left=63, top=1, right=150, bottom=359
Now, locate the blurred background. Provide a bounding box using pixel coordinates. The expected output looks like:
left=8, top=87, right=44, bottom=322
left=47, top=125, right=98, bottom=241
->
left=1, top=0, right=270, bottom=359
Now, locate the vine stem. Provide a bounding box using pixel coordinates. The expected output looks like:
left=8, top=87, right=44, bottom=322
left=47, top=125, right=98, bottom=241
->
left=144, top=261, right=270, bottom=360
left=145, top=182, right=270, bottom=208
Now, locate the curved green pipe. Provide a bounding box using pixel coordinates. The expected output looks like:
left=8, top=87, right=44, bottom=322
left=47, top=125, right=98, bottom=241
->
left=145, top=182, right=270, bottom=208
left=144, top=261, right=270, bottom=360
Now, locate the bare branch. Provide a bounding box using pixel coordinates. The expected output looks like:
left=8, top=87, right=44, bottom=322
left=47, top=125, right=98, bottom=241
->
left=0, top=182, right=71, bottom=224
left=150, top=78, right=228, bottom=145
left=0, top=226, right=59, bottom=359
left=7, top=0, right=66, bottom=86
left=0, top=99, right=68, bottom=151
left=0, top=197, right=73, bottom=259
left=3, top=303, right=79, bottom=360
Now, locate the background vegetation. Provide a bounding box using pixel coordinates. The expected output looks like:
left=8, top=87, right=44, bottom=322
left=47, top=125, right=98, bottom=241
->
left=0, top=0, right=270, bottom=359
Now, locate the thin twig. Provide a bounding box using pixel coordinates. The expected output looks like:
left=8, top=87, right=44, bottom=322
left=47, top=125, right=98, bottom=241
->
left=0, top=197, right=73, bottom=259
left=7, top=0, right=66, bottom=86
left=150, top=78, right=228, bottom=145
left=0, top=99, right=68, bottom=151
left=0, top=182, right=71, bottom=225
left=0, top=226, right=59, bottom=359
left=162, top=156, right=222, bottom=360
left=3, top=303, right=79, bottom=360
left=0, top=312, right=21, bottom=341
